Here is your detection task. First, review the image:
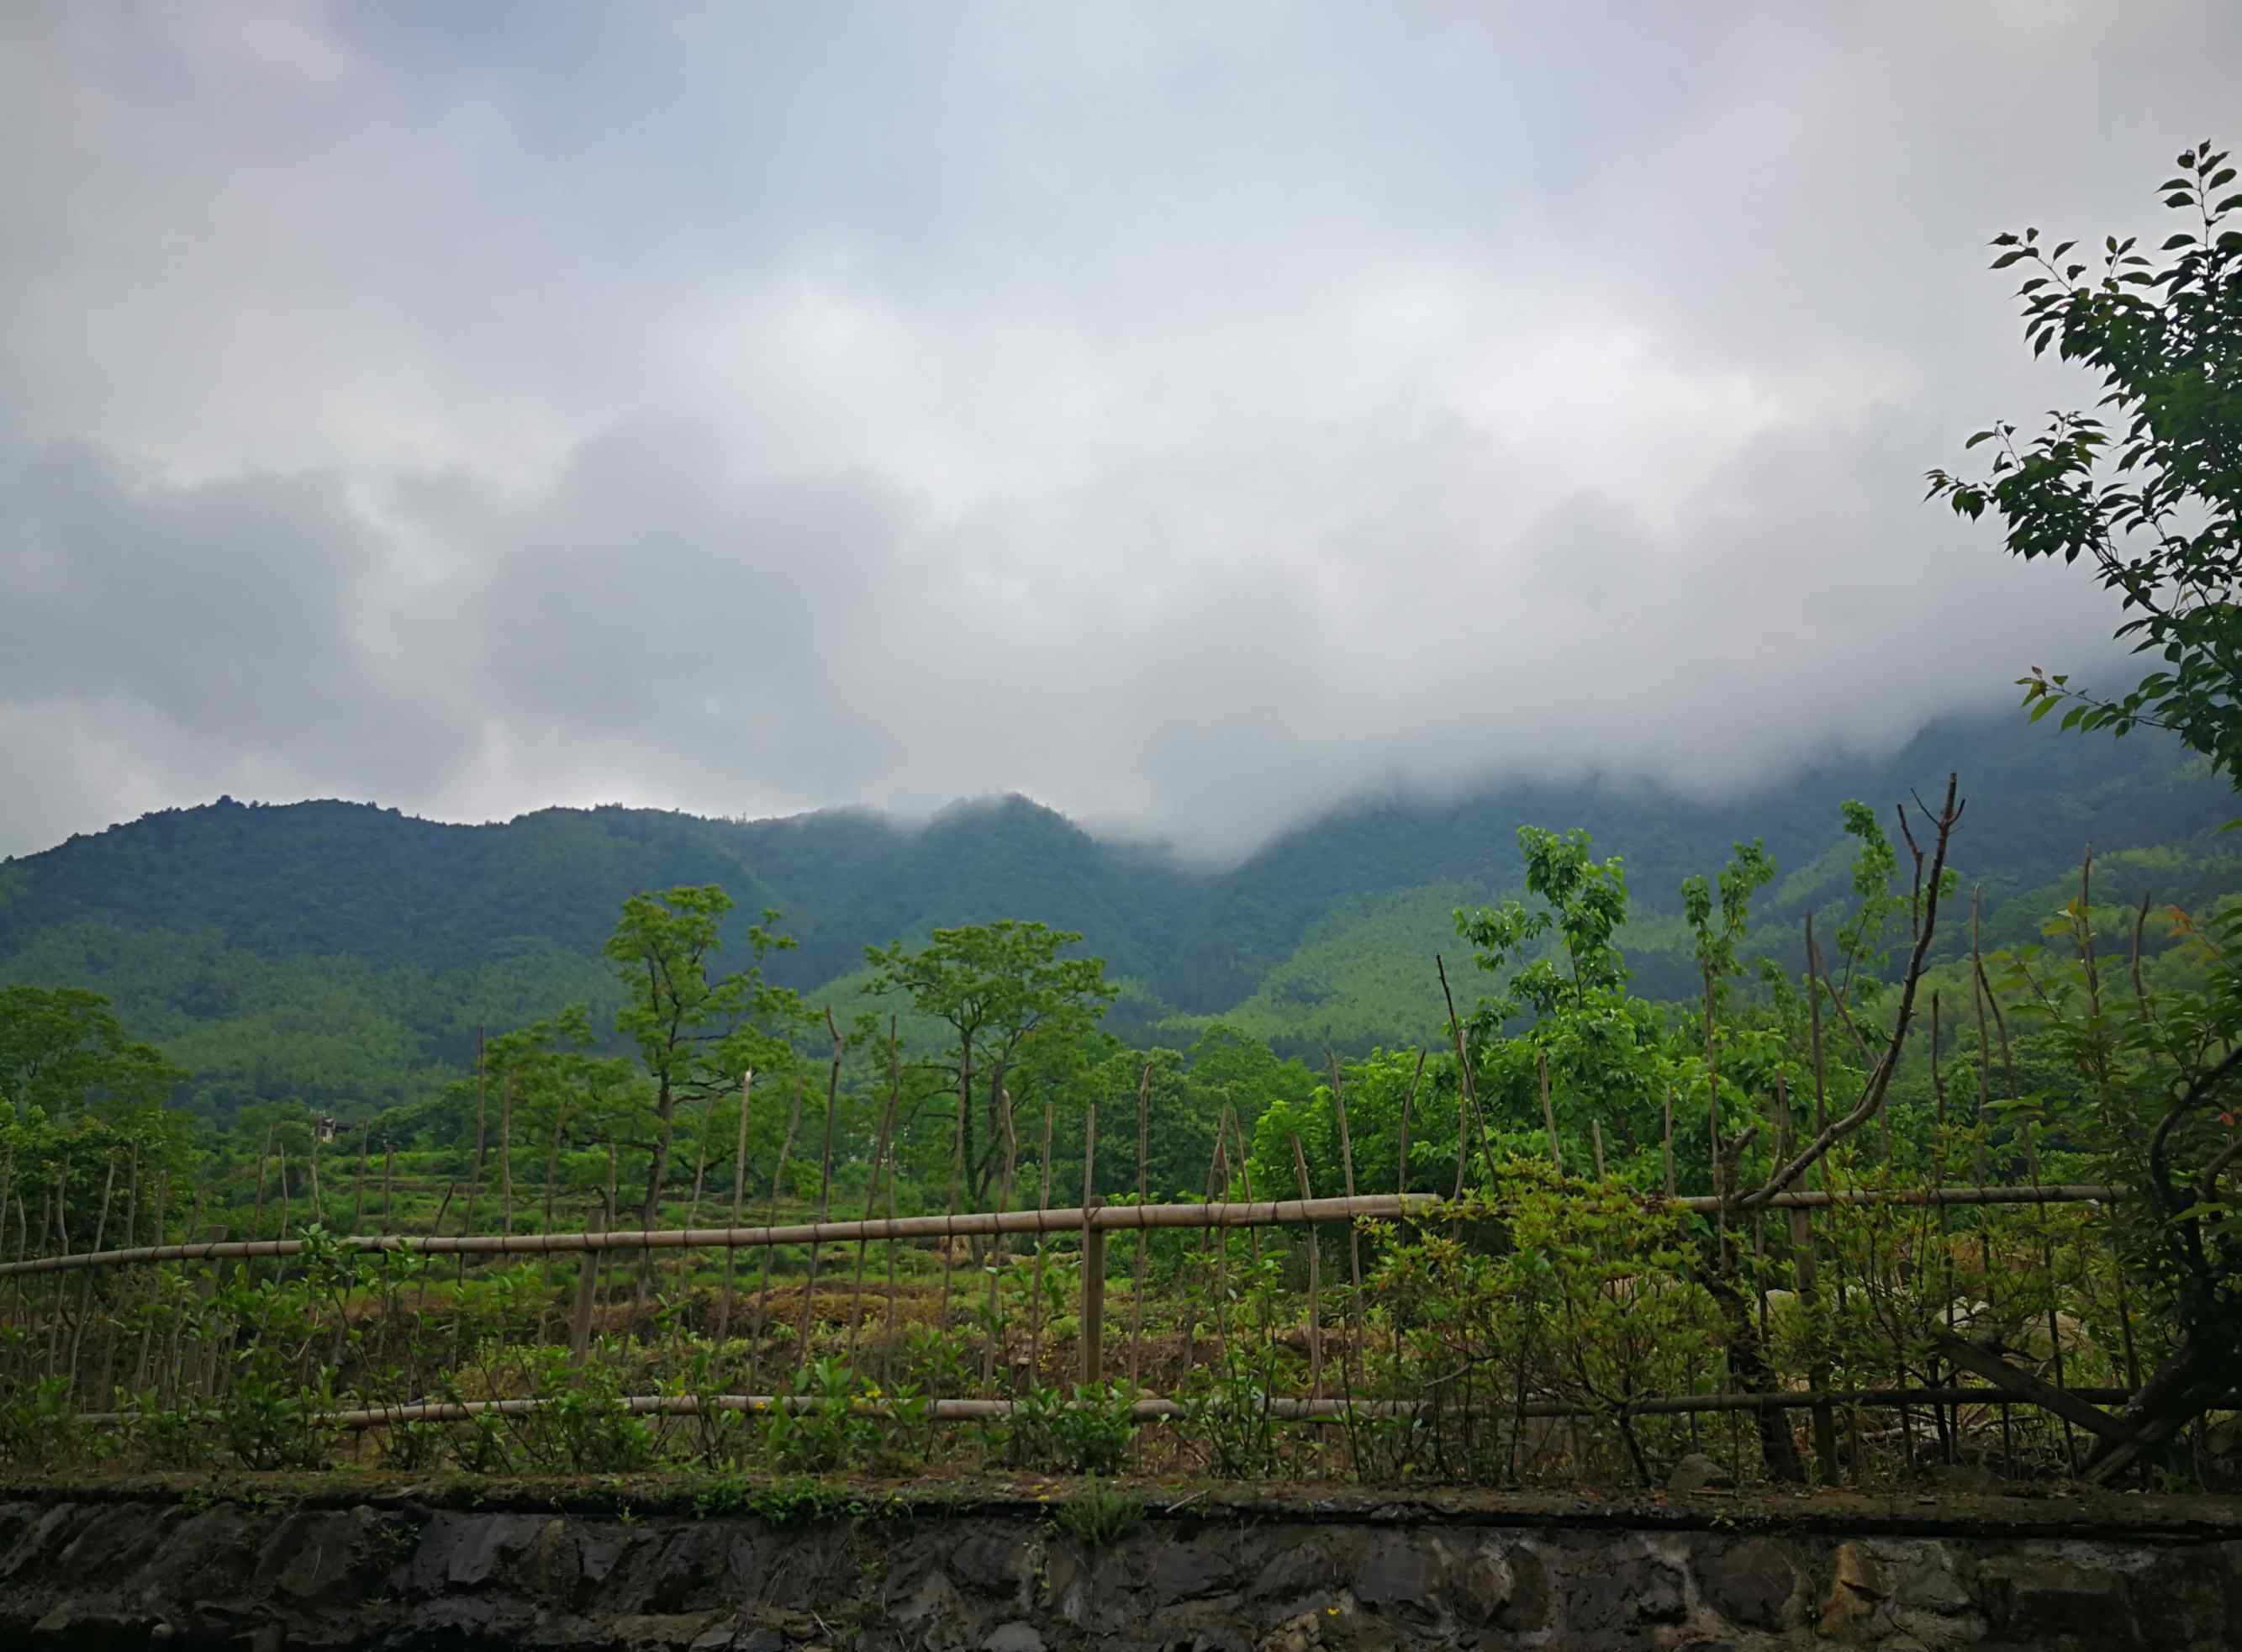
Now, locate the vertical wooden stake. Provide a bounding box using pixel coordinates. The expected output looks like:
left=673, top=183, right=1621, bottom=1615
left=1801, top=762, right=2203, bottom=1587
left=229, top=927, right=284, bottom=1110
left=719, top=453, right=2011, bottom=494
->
left=381, top=1138, right=395, bottom=1236
left=1079, top=1102, right=1102, bottom=1387
left=1327, top=1054, right=1364, bottom=1391
left=750, top=1079, right=801, bottom=1396
left=797, top=1011, right=844, bottom=1364
left=459, top=1037, right=490, bottom=1298
left=980, top=1085, right=1018, bottom=1392
left=1591, top=1119, right=1606, bottom=1180
left=351, top=1127, right=369, bottom=1238
left=1290, top=1134, right=1323, bottom=1397
left=1663, top=1090, right=1676, bottom=1199
left=880, top=1053, right=904, bottom=1389
left=307, top=1121, right=322, bottom=1227
left=132, top=1170, right=168, bottom=1393
left=67, top=1153, right=117, bottom=1390
left=1129, top=1060, right=1151, bottom=1388
left=570, top=1197, right=605, bottom=1364
left=1775, top=1075, right=1837, bottom=1481
left=1027, top=1088, right=1052, bottom=1386
left=936, top=1066, right=965, bottom=1347
left=1396, top=1048, right=1424, bottom=1195
left=601, top=1144, right=618, bottom=1326
left=850, top=1053, right=897, bottom=1373
left=542, top=1096, right=566, bottom=1238
left=717, top=1069, right=753, bottom=1348
left=499, top=1078, right=516, bottom=1238
left=1229, top=1107, right=1275, bottom=1368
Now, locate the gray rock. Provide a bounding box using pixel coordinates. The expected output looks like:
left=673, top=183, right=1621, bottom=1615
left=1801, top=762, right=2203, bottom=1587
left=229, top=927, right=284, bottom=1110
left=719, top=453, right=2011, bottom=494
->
left=1250, top=1531, right=1356, bottom=1607
left=1704, top=1537, right=1797, bottom=1631
left=1143, top=1537, right=1235, bottom=1605
left=1351, top=1534, right=1438, bottom=1617
left=984, top=1623, right=1047, bottom=1652
left=1667, top=1452, right=1734, bottom=1494
left=445, top=1512, right=545, bottom=1590
left=1977, top=1553, right=2135, bottom=1642
left=1894, top=1548, right=1972, bottom=1615
left=1452, top=1542, right=1515, bottom=1626
left=1569, top=1552, right=1687, bottom=1634
left=951, top=1531, right=1034, bottom=1597
left=254, top=1507, right=394, bottom=1604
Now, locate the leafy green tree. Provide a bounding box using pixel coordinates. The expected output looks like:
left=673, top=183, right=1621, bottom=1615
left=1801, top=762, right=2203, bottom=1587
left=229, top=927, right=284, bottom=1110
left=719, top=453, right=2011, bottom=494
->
left=0, top=984, right=180, bottom=1123
left=604, top=887, right=806, bottom=1231
left=1681, top=838, right=1777, bottom=1151
left=1456, top=828, right=1672, bottom=1165
left=864, top=921, right=1115, bottom=1208
left=1456, top=827, right=1629, bottom=1021
left=1929, top=140, right=2242, bottom=778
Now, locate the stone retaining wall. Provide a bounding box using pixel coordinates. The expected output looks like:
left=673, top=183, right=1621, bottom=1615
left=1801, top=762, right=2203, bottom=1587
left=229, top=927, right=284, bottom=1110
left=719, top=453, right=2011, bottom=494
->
left=1, top=1486, right=2237, bottom=1650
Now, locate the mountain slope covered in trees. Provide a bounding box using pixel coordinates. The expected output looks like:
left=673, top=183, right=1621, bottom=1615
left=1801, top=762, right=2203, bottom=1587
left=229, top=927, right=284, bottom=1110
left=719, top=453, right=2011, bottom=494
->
left=2, top=714, right=2234, bottom=1121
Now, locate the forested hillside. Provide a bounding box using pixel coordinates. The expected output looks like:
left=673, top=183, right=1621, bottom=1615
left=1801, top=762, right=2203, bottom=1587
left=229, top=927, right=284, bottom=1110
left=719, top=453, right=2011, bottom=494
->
left=2, top=713, right=2234, bottom=1122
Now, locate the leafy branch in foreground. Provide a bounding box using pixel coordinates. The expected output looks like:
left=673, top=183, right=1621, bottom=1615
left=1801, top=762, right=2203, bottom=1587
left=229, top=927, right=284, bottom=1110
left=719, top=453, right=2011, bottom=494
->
left=1928, top=140, right=2242, bottom=779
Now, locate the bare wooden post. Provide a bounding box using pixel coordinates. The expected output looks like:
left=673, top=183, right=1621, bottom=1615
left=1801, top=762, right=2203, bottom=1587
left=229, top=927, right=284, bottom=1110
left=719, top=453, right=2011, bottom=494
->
left=1328, top=1054, right=1364, bottom=1391
left=1664, top=1090, right=1676, bottom=1198
left=1230, top=1106, right=1269, bottom=1355
left=307, top=1119, right=323, bottom=1228
left=601, top=1144, right=618, bottom=1326
left=351, top=1127, right=369, bottom=1238
left=750, top=1078, right=802, bottom=1396
left=1206, top=1127, right=1232, bottom=1354
left=1397, top=1048, right=1423, bottom=1195
left=880, top=1054, right=904, bottom=1388
left=1591, top=1119, right=1607, bottom=1180
left=1028, top=1089, right=1052, bottom=1385
left=457, top=1025, right=487, bottom=1277
left=1291, top=1135, right=1323, bottom=1397
left=1129, top=1061, right=1151, bottom=1387
left=2021, top=1119, right=2080, bottom=1473
left=541, top=1095, right=567, bottom=1247
left=381, top=1138, right=394, bottom=1236
left=1539, top=1051, right=1563, bottom=1173
left=850, top=1050, right=896, bottom=1373
left=979, top=1085, right=1018, bottom=1392
left=68, top=1153, right=117, bottom=1393
left=253, top=1124, right=272, bottom=1234
left=1079, top=1102, right=1102, bottom=1386
left=796, top=1011, right=844, bottom=1364
left=569, top=1197, right=605, bottom=1364
left=717, top=1069, right=753, bottom=1347
left=1775, top=1075, right=1837, bottom=1482
left=499, top=1078, right=515, bottom=1238
left=1438, top=954, right=1501, bottom=1188
left=190, top=1222, right=224, bottom=1402
left=98, top=1143, right=140, bottom=1402
left=936, top=1066, right=965, bottom=1345
left=1451, top=1052, right=1470, bottom=1204
left=132, top=1169, right=168, bottom=1392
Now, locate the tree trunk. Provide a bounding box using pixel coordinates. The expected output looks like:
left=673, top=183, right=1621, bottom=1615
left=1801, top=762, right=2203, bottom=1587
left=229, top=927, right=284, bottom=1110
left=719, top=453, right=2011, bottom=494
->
left=637, top=1069, right=677, bottom=1302
left=1712, top=1148, right=1806, bottom=1483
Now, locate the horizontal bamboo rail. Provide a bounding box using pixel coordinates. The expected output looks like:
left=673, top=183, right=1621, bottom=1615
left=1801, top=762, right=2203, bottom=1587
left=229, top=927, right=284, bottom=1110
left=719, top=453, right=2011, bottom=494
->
left=0, top=1185, right=2120, bottom=1279
left=77, top=1381, right=2224, bottom=1433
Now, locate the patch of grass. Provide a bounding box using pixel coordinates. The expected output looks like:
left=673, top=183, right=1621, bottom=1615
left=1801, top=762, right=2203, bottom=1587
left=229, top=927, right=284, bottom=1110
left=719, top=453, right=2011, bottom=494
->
left=687, top=1470, right=890, bottom=1527
left=1051, top=1475, right=1143, bottom=1547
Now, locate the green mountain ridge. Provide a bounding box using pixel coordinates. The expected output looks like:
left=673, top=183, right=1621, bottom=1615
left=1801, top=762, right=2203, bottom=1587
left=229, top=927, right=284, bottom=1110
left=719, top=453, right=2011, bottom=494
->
left=3, top=715, right=2235, bottom=1121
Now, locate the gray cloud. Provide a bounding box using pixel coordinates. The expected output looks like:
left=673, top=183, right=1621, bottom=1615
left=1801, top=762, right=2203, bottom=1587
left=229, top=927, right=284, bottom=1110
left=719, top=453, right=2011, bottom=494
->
left=3, top=1, right=2237, bottom=862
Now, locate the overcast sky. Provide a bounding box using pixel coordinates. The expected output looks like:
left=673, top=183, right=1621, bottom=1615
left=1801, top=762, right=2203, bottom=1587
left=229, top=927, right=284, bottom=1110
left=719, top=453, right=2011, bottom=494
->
left=5, top=3, right=2238, bottom=862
